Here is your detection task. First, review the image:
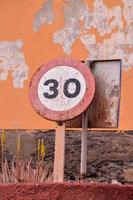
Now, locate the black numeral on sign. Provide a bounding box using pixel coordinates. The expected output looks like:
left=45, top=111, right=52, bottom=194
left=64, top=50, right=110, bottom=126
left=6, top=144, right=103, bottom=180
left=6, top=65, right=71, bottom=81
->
left=43, top=78, right=81, bottom=99
left=43, top=79, right=59, bottom=99
left=64, top=78, right=81, bottom=98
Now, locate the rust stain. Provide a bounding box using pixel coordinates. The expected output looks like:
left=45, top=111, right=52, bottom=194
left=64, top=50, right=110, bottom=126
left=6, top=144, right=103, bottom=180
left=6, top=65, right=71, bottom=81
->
left=66, top=60, right=121, bottom=128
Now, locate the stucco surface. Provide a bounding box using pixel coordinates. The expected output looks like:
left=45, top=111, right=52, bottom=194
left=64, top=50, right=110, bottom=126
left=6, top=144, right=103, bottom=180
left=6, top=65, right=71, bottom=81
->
left=0, top=0, right=133, bottom=129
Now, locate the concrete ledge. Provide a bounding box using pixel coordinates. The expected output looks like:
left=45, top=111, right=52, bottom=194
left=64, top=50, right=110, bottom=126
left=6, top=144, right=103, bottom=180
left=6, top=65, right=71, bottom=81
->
left=0, top=183, right=132, bottom=200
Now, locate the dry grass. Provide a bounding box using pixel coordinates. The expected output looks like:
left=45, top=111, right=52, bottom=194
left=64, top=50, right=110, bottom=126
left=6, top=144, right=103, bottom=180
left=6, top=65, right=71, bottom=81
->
left=0, top=159, right=53, bottom=184
left=0, top=129, right=52, bottom=184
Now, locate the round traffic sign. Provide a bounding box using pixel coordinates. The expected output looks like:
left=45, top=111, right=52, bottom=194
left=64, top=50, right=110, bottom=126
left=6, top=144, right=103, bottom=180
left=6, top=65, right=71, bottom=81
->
left=29, top=57, right=95, bottom=121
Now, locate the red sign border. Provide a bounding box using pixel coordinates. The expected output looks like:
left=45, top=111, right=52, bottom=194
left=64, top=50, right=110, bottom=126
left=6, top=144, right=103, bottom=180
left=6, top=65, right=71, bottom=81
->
left=29, top=57, right=95, bottom=122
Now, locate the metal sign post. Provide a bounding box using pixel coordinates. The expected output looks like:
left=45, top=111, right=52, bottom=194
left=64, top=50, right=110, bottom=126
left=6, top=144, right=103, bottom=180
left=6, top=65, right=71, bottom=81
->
left=66, top=59, right=122, bottom=179
left=29, top=57, right=95, bottom=182
left=80, top=110, right=89, bottom=178
left=80, top=61, right=91, bottom=178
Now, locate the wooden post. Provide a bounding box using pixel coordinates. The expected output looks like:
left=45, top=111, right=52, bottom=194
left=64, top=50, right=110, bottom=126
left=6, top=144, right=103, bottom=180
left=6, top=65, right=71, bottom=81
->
left=53, top=122, right=65, bottom=182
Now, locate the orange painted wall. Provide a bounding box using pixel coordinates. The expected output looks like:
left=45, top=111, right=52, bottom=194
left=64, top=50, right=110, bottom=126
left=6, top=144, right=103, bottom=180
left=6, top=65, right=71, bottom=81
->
left=0, top=0, right=132, bottom=130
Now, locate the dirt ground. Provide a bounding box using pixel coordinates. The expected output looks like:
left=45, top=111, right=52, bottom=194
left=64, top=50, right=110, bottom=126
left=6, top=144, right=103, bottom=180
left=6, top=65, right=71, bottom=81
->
left=38, top=130, right=133, bottom=183
left=1, top=130, right=133, bottom=184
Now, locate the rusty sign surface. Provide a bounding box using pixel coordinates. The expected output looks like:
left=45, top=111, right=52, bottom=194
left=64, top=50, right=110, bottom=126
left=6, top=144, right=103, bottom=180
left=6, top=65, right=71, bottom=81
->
left=29, top=57, right=95, bottom=122
left=66, top=59, right=122, bottom=128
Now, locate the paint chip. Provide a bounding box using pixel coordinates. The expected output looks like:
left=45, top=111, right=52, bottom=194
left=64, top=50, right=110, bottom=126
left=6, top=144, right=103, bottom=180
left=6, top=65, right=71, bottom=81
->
left=0, top=40, right=28, bottom=88
left=33, top=0, right=55, bottom=32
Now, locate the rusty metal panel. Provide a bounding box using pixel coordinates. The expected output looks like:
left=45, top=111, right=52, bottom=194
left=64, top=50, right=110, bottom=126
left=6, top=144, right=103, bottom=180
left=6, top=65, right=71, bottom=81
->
left=88, top=59, right=122, bottom=128
left=66, top=59, right=122, bottom=128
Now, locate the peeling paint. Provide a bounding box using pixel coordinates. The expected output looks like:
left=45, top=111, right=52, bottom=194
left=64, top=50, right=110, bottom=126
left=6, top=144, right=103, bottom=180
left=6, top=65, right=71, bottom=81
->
left=51, top=0, right=133, bottom=70
left=82, top=0, right=123, bottom=35
left=53, top=0, right=86, bottom=54
left=33, top=0, right=55, bottom=32
left=33, top=0, right=133, bottom=70
left=53, top=0, right=123, bottom=55
left=0, top=40, right=28, bottom=88
left=80, top=31, right=133, bottom=70
left=123, top=0, right=133, bottom=25
left=80, top=2, right=133, bottom=69
left=79, top=0, right=133, bottom=70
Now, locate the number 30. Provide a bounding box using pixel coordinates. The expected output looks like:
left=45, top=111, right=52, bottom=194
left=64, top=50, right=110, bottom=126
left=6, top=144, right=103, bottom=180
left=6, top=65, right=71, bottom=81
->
left=43, top=78, right=81, bottom=99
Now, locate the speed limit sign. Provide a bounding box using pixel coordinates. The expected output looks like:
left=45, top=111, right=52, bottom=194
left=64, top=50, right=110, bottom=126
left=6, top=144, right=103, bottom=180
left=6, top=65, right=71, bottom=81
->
left=29, top=57, right=95, bottom=121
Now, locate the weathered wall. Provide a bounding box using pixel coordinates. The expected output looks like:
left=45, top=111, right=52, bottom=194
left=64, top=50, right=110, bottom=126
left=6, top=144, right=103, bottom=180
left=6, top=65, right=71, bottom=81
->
left=0, top=0, right=133, bottom=129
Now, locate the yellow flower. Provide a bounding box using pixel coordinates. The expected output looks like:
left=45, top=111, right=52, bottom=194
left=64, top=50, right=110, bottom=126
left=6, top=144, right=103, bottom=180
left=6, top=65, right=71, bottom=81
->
left=38, top=138, right=41, bottom=161
left=1, top=128, right=6, bottom=147
left=41, top=138, right=45, bottom=160
left=17, top=135, right=21, bottom=153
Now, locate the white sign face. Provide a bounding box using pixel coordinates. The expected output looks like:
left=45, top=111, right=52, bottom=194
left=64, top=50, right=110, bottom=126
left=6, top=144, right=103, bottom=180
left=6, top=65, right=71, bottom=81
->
left=38, top=66, right=86, bottom=111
